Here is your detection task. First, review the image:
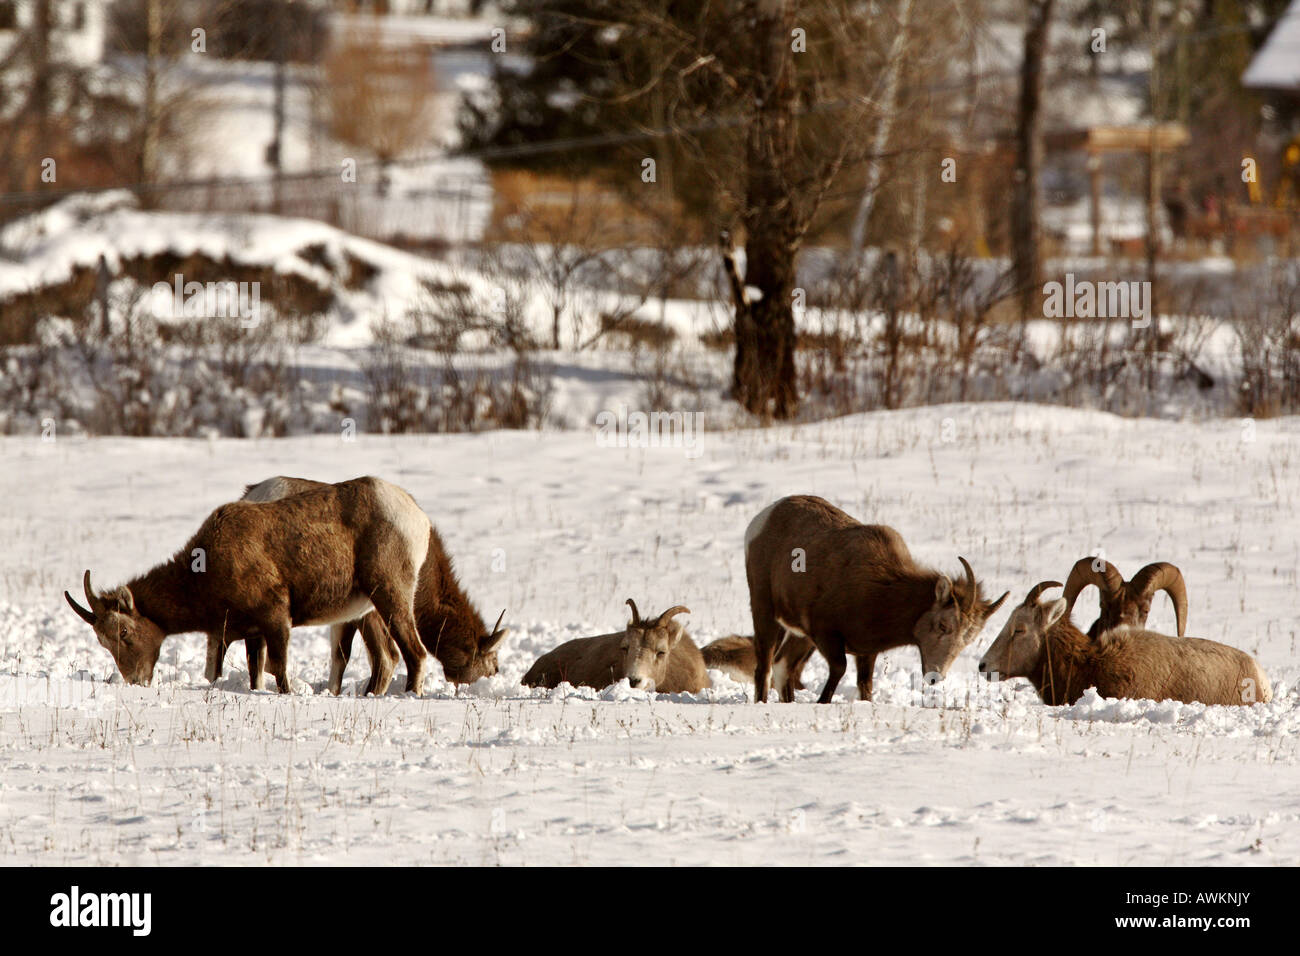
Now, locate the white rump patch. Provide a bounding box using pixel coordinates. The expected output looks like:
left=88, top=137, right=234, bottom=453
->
left=744, top=501, right=780, bottom=555
left=372, top=479, right=432, bottom=575
left=242, top=476, right=300, bottom=503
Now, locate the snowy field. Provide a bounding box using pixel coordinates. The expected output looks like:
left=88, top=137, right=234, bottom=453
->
left=1, top=403, right=1298, bottom=865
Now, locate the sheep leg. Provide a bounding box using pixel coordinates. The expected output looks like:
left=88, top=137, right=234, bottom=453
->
left=368, top=586, right=426, bottom=696
left=749, top=598, right=781, bottom=704
left=328, top=620, right=358, bottom=696
left=245, top=637, right=267, bottom=689
left=776, top=635, right=814, bottom=703
left=816, top=637, right=847, bottom=704
left=204, top=632, right=227, bottom=683
left=240, top=633, right=267, bottom=692
left=854, top=651, right=878, bottom=702
left=264, top=624, right=293, bottom=694
left=359, top=614, right=397, bottom=696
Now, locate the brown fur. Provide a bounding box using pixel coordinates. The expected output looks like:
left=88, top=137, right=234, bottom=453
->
left=219, top=477, right=504, bottom=695
left=744, top=495, right=1007, bottom=703
left=1063, top=557, right=1189, bottom=638
left=980, top=587, right=1272, bottom=707
left=700, top=633, right=813, bottom=698
left=64, top=477, right=432, bottom=694
left=523, top=602, right=709, bottom=693
left=345, top=522, right=504, bottom=692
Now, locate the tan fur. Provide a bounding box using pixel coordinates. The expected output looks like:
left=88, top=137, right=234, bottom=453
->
left=523, top=602, right=709, bottom=693
left=65, top=477, right=432, bottom=694
left=744, top=495, right=1007, bottom=704
left=700, top=633, right=813, bottom=698
left=980, top=587, right=1271, bottom=707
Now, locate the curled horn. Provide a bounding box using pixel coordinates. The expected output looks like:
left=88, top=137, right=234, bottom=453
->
left=1129, top=562, right=1188, bottom=637
left=1063, top=557, right=1123, bottom=617
left=1023, top=580, right=1064, bottom=606
left=957, top=556, right=976, bottom=612
left=625, top=598, right=641, bottom=626
left=656, top=605, right=691, bottom=625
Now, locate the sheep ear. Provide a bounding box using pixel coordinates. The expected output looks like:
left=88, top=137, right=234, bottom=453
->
left=106, top=587, right=134, bottom=614
left=934, top=575, right=952, bottom=604
left=1041, top=598, right=1067, bottom=629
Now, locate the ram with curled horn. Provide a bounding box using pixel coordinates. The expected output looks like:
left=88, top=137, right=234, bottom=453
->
left=980, top=581, right=1270, bottom=707
left=522, top=598, right=709, bottom=693
left=1063, top=557, right=1188, bottom=638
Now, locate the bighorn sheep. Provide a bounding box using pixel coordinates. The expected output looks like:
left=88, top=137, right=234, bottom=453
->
left=744, top=495, right=1008, bottom=703
left=978, top=582, right=1271, bottom=706
left=216, top=476, right=506, bottom=695
left=64, top=477, right=432, bottom=693
left=700, top=633, right=814, bottom=700
left=522, top=600, right=708, bottom=693
left=1063, top=557, right=1188, bottom=638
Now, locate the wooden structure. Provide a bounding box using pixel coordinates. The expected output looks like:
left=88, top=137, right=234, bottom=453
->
left=1046, top=123, right=1190, bottom=256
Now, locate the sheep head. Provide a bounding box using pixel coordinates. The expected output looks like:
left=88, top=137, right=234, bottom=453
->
left=436, top=608, right=508, bottom=685
left=619, top=599, right=690, bottom=692
left=1063, top=557, right=1187, bottom=638
left=979, top=580, right=1066, bottom=681
left=913, top=556, right=1009, bottom=683
left=64, top=570, right=165, bottom=685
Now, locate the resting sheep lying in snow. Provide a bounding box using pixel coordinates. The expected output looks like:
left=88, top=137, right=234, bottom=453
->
left=978, top=582, right=1272, bottom=706
left=523, top=600, right=708, bottom=693
left=700, top=633, right=813, bottom=699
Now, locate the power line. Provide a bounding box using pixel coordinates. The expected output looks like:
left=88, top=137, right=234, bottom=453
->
left=0, top=10, right=1288, bottom=210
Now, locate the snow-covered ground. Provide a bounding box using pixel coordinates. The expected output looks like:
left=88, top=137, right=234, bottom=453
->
left=1, top=404, right=1297, bottom=864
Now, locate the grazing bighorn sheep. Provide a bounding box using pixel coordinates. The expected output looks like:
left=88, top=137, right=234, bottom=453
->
left=522, top=600, right=707, bottom=693
left=700, top=633, right=814, bottom=701
left=744, top=495, right=1008, bottom=703
left=64, top=477, right=431, bottom=693
left=1063, top=557, right=1188, bottom=638
left=205, top=476, right=506, bottom=695
left=978, top=582, right=1271, bottom=706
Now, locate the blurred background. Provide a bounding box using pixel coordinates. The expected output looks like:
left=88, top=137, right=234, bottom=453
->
left=1, top=0, right=1299, bottom=437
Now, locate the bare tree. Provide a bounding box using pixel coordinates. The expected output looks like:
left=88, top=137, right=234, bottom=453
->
left=1011, top=0, right=1055, bottom=325
left=324, top=27, right=437, bottom=188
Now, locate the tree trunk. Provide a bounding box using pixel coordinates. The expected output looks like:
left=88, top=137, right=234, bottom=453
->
left=732, top=0, right=799, bottom=420
left=1011, top=0, right=1054, bottom=324
left=139, top=0, right=163, bottom=204
left=849, top=0, right=914, bottom=255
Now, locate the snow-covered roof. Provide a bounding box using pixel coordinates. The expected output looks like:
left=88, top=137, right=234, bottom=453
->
left=1243, top=0, right=1300, bottom=91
